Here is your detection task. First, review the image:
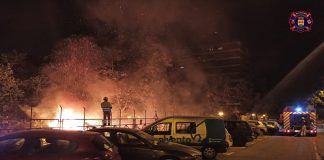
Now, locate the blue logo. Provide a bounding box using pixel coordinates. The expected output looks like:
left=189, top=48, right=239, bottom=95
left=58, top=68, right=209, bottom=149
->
left=289, top=11, right=313, bottom=33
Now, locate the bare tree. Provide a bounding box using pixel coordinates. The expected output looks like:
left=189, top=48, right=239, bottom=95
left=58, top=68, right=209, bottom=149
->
left=0, top=63, right=24, bottom=118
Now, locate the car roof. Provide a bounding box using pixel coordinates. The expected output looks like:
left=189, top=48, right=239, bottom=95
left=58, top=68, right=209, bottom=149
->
left=0, top=129, right=100, bottom=140
left=89, top=127, right=139, bottom=133
left=142, top=116, right=223, bottom=131
left=147, top=115, right=222, bottom=124
left=159, top=115, right=222, bottom=120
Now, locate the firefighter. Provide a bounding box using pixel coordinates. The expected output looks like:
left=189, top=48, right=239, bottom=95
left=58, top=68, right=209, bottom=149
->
left=101, top=97, right=112, bottom=126
left=300, top=117, right=307, bottom=136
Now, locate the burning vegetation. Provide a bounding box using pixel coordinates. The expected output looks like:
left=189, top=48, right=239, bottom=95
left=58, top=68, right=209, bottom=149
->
left=0, top=0, right=256, bottom=130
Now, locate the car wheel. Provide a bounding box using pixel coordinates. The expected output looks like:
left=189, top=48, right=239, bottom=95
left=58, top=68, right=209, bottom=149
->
left=260, top=130, right=266, bottom=136
left=159, top=156, right=179, bottom=160
left=202, top=147, right=217, bottom=159
left=238, top=139, right=247, bottom=147
left=253, top=131, right=259, bottom=138
left=233, top=139, right=246, bottom=147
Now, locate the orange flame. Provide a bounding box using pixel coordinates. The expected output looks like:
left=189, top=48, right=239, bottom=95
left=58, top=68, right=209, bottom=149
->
left=48, top=106, right=100, bottom=130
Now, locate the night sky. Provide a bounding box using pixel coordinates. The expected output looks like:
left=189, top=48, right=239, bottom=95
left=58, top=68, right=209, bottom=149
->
left=0, top=0, right=323, bottom=95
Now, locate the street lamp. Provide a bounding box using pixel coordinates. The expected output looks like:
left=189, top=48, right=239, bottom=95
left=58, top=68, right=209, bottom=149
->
left=251, top=113, right=256, bottom=120
left=218, top=111, right=224, bottom=117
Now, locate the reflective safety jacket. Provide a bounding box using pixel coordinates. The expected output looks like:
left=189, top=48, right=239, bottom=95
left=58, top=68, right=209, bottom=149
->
left=101, top=101, right=112, bottom=112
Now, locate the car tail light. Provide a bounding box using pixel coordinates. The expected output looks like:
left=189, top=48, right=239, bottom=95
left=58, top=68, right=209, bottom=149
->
left=310, top=130, right=317, bottom=133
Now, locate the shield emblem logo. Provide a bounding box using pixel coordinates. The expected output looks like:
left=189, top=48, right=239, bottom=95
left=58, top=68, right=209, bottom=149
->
left=289, top=11, right=313, bottom=33
left=297, top=17, right=304, bottom=27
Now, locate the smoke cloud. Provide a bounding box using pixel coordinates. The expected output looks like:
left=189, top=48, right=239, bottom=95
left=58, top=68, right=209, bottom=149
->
left=33, top=0, right=229, bottom=120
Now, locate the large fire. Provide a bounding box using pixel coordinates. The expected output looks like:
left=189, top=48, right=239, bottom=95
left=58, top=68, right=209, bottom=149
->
left=48, top=106, right=101, bottom=130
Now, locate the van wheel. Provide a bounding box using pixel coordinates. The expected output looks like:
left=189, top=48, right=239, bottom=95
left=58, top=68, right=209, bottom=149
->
left=202, top=147, right=217, bottom=159
left=261, top=130, right=266, bottom=135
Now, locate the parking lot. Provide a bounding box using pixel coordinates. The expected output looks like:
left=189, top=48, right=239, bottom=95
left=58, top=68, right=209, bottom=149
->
left=218, top=129, right=324, bottom=160
left=1, top=117, right=324, bottom=160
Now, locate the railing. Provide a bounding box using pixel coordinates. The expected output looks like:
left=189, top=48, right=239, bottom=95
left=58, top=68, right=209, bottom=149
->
left=0, top=117, right=157, bottom=136
left=0, top=107, right=161, bottom=136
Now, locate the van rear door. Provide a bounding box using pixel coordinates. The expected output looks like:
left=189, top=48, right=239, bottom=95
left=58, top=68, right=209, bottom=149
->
left=205, top=119, right=225, bottom=142
left=203, top=119, right=227, bottom=153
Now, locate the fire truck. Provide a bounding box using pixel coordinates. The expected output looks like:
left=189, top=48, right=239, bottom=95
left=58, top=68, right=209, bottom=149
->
left=280, top=106, right=317, bottom=136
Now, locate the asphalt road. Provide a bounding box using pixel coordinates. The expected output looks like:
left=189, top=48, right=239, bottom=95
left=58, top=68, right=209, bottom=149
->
left=218, top=129, right=324, bottom=160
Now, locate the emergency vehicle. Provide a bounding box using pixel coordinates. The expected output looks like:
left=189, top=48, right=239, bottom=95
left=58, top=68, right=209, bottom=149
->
left=142, top=116, right=228, bottom=160
left=281, top=106, right=317, bottom=136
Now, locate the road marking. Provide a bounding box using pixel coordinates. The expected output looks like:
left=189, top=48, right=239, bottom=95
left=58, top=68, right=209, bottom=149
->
left=223, top=152, right=234, bottom=156
left=313, top=141, right=321, bottom=160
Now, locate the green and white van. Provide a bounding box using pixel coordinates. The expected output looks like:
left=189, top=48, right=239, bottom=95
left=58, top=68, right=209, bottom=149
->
left=142, top=116, right=228, bottom=159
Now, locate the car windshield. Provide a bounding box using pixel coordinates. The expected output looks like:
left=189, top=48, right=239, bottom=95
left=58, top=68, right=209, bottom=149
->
left=92, top=135, right=114, bottom=152
left=261, top=122, right=267, bottom=126
left=0, top=138, right=25, bottom=154
left=136, top=131, right=155, bottom=144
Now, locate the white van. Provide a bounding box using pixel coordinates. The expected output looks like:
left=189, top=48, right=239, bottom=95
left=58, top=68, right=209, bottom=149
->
left=142, top=116, right=228, bottom=160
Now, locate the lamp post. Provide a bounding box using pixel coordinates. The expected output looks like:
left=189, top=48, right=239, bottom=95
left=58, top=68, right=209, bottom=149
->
left=218, top=111, right=224, bottom=117
left=251, top=113, right=256, bottom=120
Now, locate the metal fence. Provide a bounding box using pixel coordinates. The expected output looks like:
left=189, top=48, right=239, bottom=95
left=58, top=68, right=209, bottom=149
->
left=0, top=107, right=160, bottom=136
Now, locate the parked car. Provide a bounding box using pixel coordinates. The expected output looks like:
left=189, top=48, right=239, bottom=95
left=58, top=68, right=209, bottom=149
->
left=142, top=116, right=228, bottom=160
left=224, top=120, right=254, bottom=146
left=225, top=128, right=233, bottom=147
left=247, top=122, right=261, bottom=138
left=266, top=120, right=282, bottom=130
left=263, top=121, right=280, bottom=135
left=0, top=129, right=120, bottom=160
left=247, top=120, right=268, bottom=135
left=89, top=127, right=202, bottom=160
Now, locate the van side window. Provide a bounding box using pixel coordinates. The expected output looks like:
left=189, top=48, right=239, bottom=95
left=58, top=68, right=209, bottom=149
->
left=176, top=122, right=196, bottom=134
left=150, top=123, right=172, bottom=135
